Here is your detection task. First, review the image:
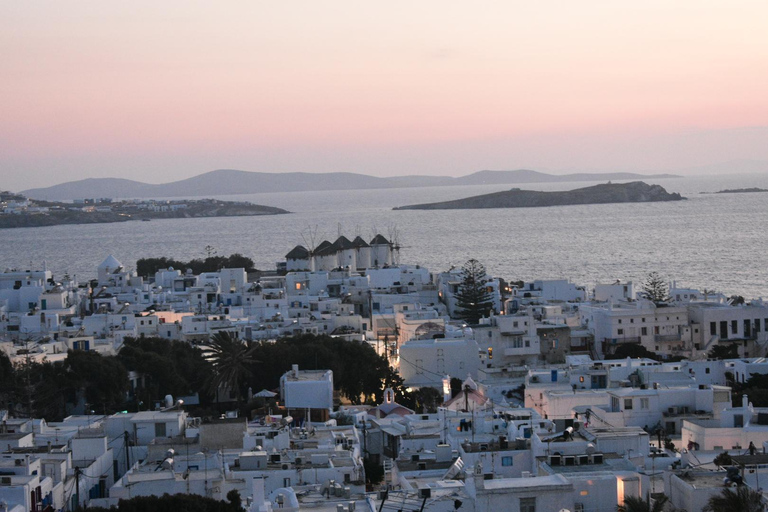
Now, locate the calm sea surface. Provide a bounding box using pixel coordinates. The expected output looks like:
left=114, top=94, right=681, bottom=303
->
left=2, top=174, right=768, bottom=298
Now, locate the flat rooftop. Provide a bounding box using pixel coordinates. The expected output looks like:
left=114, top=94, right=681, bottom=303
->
left=283, top=370, right=331, bottom=381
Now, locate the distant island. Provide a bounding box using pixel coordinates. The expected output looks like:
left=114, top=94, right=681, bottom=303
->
left=393, top=181, right=685, bottom=210
left=19, top=169, right=681, bottom=201
left=0, top=192, right=289, bottom=229
left=715, top=188, right=768, bottom=194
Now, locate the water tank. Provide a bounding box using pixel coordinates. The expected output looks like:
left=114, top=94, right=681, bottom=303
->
left=165, top=395, right=174, bottom=408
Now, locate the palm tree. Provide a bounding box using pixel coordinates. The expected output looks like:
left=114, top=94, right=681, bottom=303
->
left=617, top=494, right=668, bottom=512
left=204, top=331, right=258, bottom=406
left=703, top=486, right=765, bottom=512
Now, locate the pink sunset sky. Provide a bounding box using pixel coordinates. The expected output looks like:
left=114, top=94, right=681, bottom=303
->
left=2, top=1, right=768, bottom=191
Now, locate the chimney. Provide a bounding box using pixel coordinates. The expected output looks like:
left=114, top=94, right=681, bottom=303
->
left=292, top=364, right=299, bottom=378
left=252, top=477, right=266, bottom=507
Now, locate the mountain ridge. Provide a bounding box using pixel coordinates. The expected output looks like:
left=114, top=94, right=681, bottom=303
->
left=20, top=169, right=681, bottom=201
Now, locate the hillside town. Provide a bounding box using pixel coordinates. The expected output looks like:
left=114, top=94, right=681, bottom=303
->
left=0, top=191, right=286, bottom=229
left=2, top=235, right=768, bottom=512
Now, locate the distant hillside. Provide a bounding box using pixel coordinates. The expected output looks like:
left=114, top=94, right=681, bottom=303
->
left=21, top=169, right=681, bottom=201
left=394, top=181, right=685, bottom=210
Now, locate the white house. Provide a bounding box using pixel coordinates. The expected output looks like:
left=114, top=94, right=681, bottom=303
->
left=279, top=365, right=334, bottom=422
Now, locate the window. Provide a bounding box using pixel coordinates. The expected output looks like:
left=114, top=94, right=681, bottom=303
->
left=617, top=329, right=624, bottom=335
left=641, top=327, right=648, bottom=336
left=732, top=320, right=738, bottom=334
left=706, top=368, right=710, bottom=374
left=640, top=398, right=649, bottom=409
left=624, top=398, right=633, bottom=410
left=710, top=322, right=717, bottom=335
left=154, top=422, right=167, bottom=437
left=520, top=497, right=536, bottom=512
left=502, top=456, right=513, bottom=466
left=642, top=317, right=646, bottom=322
left=618, top=319, right=622, bottom=324
left=575, top=504, right=585, bottom=512
left=630, top=318, right=634, bottom=323
left=283, top=478, right=291, bottom=487
left=488, top=348, right=493, bottom=359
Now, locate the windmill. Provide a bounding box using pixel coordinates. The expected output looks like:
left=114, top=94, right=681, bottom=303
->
left=387, top=225, right=405, bottom=265
left=299, top=225, right=325, bottom=271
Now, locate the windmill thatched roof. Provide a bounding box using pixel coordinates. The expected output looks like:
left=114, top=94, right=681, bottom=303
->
left=370, top=234, right=390, bottom=245
left=285, top=245, right=310, bottom=260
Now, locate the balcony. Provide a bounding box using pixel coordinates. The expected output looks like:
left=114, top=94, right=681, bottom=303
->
left=608, top=336, right=641, bottom=344
left=504, top=346, right=538, bottom=356
left=655, top=334, right=682, bottom=343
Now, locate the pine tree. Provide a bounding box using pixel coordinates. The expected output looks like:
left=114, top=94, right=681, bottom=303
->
left=642, top=271, right=669, bottom=303
left=455, top=259, right=494, bottom=324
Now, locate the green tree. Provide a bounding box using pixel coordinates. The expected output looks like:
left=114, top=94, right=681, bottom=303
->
left=617, top=495, right=668, bottom=512
left=411, top=386, right=444, bottom=413
left=226, top=489, right=244, bottom=511
left=86, top=493, right=245, bottom=512
left=454, top=259, right=494, bottom=324
left=9, top=351, right=129, bottom=421
left=204, top=331, right=258, bottom=405
left=136, top=253, right=255, bottom=277
left=731, top=373, right=768, bottom=407
left=703, top=486, right=765, bottom=512
left=709, top=343, right=739, bottom=360
left=606, top=343, right=660, bottom=361
left=245, top=334, right=390, bottom=405
left=714, top=451, right=733, bottom=468
left=65, top=350, right=129, bottom=414
left=642, top=272, right=670, bottom=303
left=118, top=337, right=213, bottom=409
left=0, top=352, right=16, bottom=410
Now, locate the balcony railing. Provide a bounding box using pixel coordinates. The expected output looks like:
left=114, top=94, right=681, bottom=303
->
left=608, top=336, right=641, bottom=344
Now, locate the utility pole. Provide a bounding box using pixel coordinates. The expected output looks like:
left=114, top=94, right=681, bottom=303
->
left=123, top=431, right=131, bottom=471
left=74, top=466, right=81, bottom=510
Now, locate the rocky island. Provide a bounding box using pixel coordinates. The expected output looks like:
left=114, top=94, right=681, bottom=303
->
left=0, top=192, right=289, bottom=229
left=714, top=188, right=768, bottom=194
left=394, top=181, right=684, bottom=210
